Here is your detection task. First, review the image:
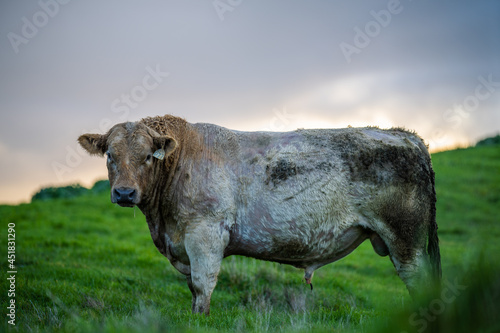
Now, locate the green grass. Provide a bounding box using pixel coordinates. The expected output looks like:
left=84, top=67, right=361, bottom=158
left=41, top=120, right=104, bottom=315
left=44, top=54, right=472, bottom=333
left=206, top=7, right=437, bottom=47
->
left=1, top=145, right=499, bottom=332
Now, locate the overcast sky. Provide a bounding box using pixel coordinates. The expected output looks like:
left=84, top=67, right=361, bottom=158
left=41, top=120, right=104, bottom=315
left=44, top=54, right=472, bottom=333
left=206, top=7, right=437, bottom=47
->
left=1, top=0, right=499, bottom=204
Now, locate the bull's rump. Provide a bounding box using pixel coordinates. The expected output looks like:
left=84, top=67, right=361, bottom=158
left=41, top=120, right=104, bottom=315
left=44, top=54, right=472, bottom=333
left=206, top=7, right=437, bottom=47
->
left=226, top=126, right=433, bottom=266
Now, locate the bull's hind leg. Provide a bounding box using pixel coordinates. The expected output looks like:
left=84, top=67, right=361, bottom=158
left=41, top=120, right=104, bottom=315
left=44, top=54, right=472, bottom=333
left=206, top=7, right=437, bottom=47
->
left=373, top=185, right=436, bottom=298
left=388, top=245, right=431, bottom=298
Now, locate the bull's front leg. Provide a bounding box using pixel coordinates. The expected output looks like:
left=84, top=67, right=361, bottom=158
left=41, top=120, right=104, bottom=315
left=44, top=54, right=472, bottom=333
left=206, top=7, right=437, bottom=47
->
left=184, top=222, right=229, bottom=315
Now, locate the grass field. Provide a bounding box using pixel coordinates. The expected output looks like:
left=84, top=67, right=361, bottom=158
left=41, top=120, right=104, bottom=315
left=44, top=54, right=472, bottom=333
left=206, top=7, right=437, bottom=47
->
left=1, top=144, right=499, bottom=332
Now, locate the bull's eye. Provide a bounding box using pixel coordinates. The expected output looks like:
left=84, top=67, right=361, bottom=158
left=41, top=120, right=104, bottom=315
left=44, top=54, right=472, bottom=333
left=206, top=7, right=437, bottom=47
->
left=106, top=151, right=113, bottom=163
left=145, top=154, right=152, bottom=163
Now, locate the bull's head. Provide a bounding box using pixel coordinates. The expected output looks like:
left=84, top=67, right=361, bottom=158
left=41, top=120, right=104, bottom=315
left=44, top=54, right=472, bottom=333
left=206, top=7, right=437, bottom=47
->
left=78, top=122, right=177, bottom=207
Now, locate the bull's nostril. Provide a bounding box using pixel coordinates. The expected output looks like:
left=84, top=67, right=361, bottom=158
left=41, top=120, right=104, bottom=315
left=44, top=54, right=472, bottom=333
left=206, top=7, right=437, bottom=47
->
left=113, top=188, right=136, bottom=204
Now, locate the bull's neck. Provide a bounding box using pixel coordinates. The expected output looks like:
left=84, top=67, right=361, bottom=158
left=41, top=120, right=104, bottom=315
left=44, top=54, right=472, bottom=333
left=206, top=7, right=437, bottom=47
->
left=136, top=142, right=184, bottom=256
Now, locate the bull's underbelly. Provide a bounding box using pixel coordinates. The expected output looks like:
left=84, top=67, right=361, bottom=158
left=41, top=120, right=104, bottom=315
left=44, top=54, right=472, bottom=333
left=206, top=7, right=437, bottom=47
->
left=226, top=219, right=372, bottom=269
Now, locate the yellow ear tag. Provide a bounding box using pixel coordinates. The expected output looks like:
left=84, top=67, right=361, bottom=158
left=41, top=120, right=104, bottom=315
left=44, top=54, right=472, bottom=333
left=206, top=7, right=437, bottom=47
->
left=153, top=149, right=165, bottom=160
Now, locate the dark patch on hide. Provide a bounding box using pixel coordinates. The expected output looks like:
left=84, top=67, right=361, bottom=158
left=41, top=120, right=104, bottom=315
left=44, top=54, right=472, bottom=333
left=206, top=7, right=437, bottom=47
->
left=271, top=238, right=311, bottom=258
left=343, top=141, right=430, bottom=189
left=315, top=161, right=335, bottom=172
left=249, top=156, right=259, bottom=165
left=298, top=128, right=432, bottom=189
left=266, top=159, right=302, bottom=186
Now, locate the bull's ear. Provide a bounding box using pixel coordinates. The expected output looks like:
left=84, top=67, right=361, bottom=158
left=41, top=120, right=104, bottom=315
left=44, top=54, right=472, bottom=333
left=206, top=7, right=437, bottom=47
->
left=78, top=133, right=108, bottom=156
left=152, top=136, right=178, bottom=161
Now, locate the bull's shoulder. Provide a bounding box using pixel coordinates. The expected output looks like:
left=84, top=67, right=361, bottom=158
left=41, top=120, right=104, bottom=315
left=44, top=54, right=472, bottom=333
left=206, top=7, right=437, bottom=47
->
left=191, top=122, right=241, bottom=161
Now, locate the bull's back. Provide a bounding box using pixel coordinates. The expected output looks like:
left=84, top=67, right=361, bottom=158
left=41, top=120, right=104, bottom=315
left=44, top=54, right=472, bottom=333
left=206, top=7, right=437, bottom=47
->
left=233, top=126, right=432, bottom=213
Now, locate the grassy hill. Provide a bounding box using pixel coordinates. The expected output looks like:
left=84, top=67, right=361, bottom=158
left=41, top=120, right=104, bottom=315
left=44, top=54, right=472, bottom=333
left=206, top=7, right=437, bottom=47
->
left=1, top=145, right=499, bottom=332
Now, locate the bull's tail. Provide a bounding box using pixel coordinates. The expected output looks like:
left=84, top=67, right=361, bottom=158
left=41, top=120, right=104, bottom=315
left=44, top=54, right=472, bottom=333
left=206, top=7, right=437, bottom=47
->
left=427, top=168, right=442, bottom=282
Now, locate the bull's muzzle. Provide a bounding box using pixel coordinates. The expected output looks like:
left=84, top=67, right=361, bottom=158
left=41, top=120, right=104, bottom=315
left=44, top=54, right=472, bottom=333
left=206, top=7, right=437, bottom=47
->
left=112, top=187, right=138, bottom=207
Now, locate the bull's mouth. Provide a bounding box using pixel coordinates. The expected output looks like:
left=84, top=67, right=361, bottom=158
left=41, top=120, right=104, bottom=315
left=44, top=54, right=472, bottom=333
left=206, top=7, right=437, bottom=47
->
left=116, top=201, right=136, bottom=208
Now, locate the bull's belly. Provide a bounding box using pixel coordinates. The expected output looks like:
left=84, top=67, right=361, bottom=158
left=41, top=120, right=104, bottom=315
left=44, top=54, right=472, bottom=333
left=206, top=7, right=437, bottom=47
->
left=227, top=176, right=375, bottom=267
left=225, top=219, right=371, bottom=269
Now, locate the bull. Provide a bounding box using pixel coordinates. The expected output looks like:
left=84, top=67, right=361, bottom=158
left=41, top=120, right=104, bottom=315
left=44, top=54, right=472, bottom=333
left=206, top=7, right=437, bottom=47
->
left=78, top=114, right=441, bottom=315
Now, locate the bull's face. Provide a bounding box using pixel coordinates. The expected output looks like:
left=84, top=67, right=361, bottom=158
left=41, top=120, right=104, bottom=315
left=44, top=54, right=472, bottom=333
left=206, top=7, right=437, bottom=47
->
left=78, top=122, right=177, bottom=207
